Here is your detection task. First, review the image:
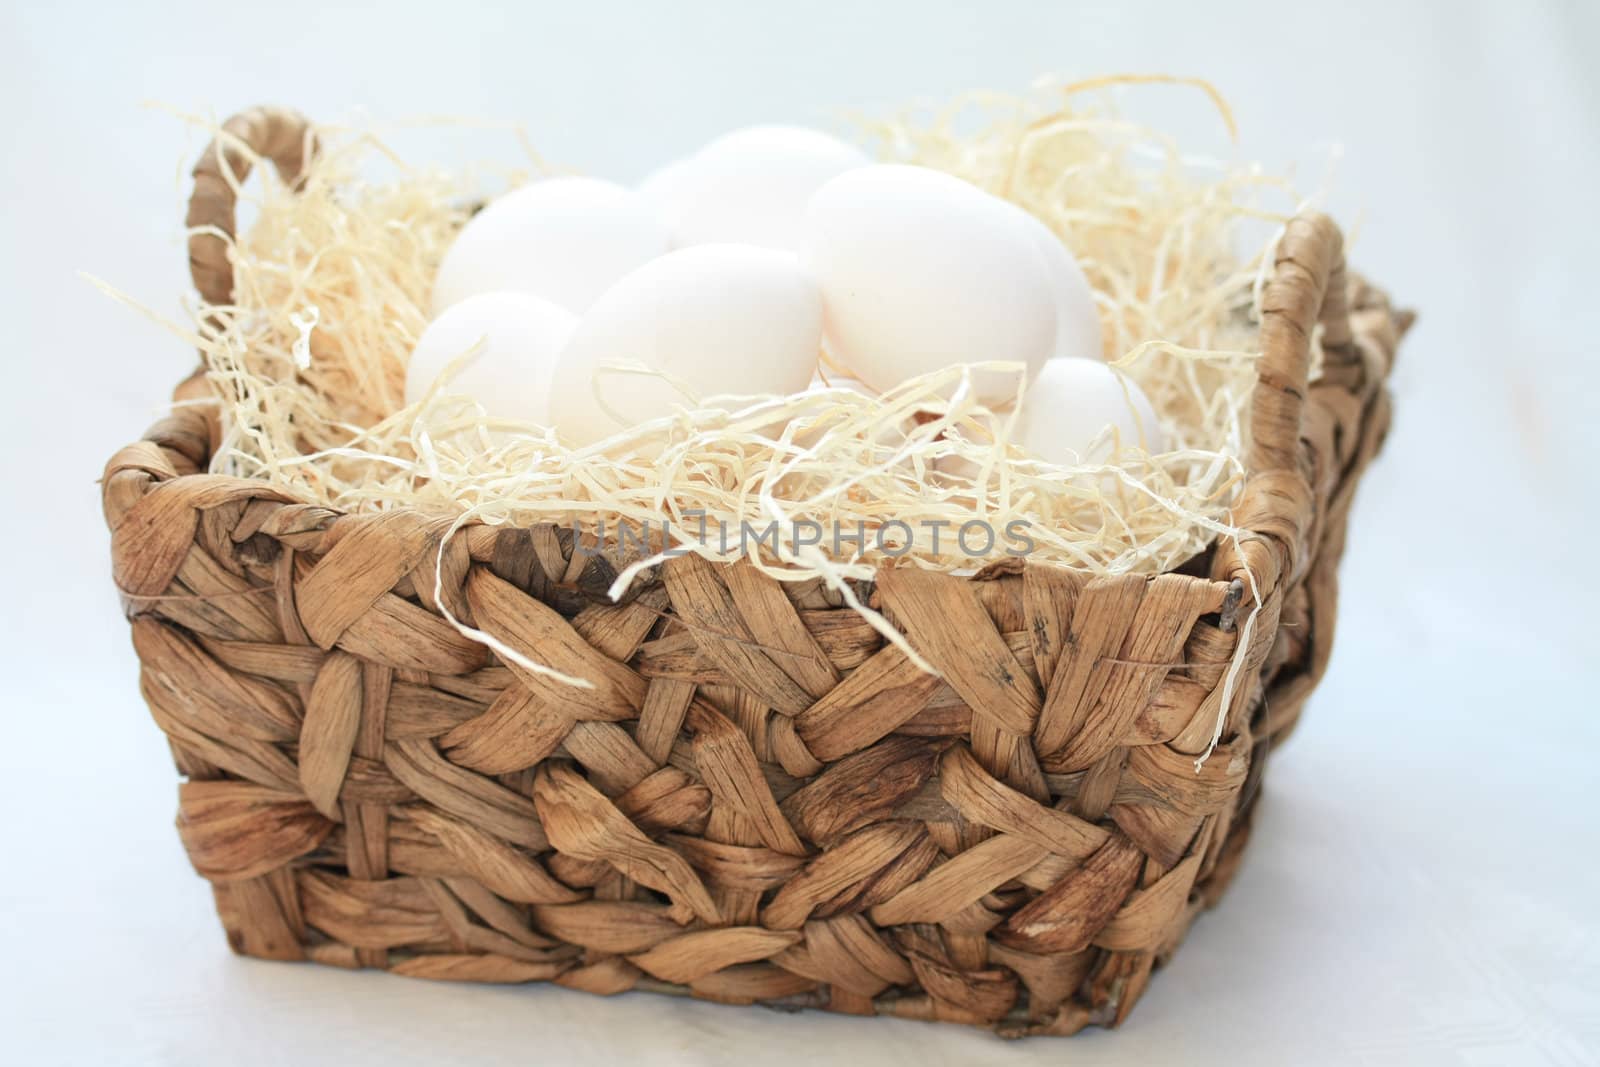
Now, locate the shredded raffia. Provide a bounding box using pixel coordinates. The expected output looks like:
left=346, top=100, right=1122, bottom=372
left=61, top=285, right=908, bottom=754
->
left=121, top=78, right=1309, bottom=601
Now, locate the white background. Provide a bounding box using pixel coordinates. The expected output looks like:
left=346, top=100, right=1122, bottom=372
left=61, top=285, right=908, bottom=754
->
left=4, top=1, right=1597, bottom=1063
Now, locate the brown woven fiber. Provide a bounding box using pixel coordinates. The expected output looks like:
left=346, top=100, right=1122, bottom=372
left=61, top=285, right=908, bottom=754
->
left=102, top=107, right=1409, bottom=1036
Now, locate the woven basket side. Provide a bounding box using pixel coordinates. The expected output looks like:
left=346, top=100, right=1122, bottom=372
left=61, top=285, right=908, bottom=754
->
left=101, top=111, right=1406, bottom=1036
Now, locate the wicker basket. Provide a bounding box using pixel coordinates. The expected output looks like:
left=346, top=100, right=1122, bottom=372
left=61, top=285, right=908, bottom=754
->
left=103, top=107, right=1408, bottom=1036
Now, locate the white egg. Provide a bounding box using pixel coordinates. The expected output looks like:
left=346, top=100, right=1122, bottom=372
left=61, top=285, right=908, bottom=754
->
left=405, top=291, right=578, bottom=425
left=550, top=244, right=822, bottom=445
left=670, top=126, right=869, bottom=251
left=1016, top=358, right=1165, bottom=465
left=636, top=157, right=701, bottom=230
left=1008, top=206, right=1105, bottom=361
left=431, top=177, right=670, bottom=316
left=802, top=164, right=1058, bottom=405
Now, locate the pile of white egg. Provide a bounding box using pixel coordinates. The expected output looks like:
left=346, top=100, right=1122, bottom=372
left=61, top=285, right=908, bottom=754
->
left=406, top=125, right=1164, bottom=467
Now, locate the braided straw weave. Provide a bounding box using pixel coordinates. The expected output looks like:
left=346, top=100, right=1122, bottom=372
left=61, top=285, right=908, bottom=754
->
left=103, top=107, right=1408, bottom=1036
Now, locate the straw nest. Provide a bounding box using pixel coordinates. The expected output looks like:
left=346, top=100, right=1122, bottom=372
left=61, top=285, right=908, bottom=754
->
left=117, top=76, right=1309, bottom=600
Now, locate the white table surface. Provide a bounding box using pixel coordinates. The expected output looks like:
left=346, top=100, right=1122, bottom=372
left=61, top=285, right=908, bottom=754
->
left=4, top=1, right=1597, bottom=1063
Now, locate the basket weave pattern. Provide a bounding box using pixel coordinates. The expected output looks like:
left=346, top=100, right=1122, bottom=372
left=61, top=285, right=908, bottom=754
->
left=102, top=108, right=1406, bottom=1036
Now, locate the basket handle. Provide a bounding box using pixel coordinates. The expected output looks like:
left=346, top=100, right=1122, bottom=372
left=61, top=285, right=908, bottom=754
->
left=1248, top=213, right=1350, bottom=480
left=1214, top=212, right=1350, bottom=600
left=185, top=107, right=315, bottom=306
